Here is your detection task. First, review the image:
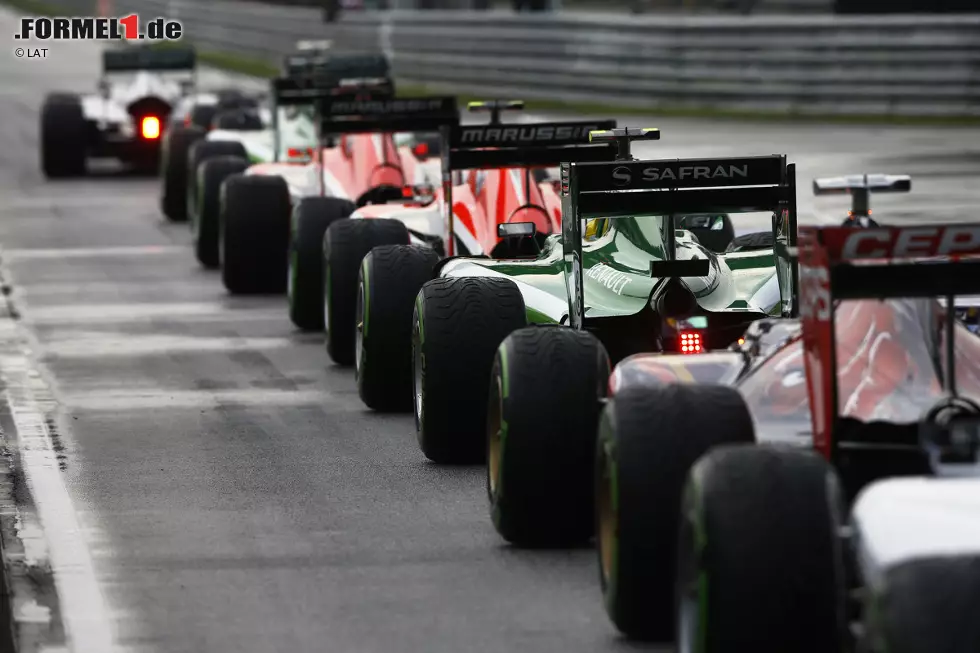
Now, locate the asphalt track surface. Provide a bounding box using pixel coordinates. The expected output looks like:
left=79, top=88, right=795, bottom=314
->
left=3, top=10, right=980, bottom=653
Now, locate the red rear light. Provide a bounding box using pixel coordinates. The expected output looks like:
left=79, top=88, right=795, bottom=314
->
left=287, top=147, right=313, bottom=160
left=402, top=185, right=414, bottom=198
left=679, top=331, right=703, bottom=354
left=141, top=116, right=160, bottom=140
left=412, top=142, right=429, bottom=159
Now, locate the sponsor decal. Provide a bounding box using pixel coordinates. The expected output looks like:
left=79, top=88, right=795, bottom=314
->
left=612, top=164, right=749, bottom=186
left=835, top=225, right=980, bottom=260
left=459, top=124, right=600, bottom=145
left=15, top=14, right=182, bottom=40
left=327, top=98, right=447, bottom=114
left=586, top=263, right=632, bottom=295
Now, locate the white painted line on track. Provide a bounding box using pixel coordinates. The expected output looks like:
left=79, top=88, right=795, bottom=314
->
left=0, top=246, right=185, bottom=261
left=0, top=350, right=117, bottom=653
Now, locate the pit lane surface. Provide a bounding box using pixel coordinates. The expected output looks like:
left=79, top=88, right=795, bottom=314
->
left=3, top=12, right=980, bottom=653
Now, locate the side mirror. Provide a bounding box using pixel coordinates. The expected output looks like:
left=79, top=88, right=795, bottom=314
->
left=498, top=222, right=536, bottom=239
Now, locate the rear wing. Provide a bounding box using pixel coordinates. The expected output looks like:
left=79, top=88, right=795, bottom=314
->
left=102, top=46, right=195, bottom=72
left=798, top=222, right=980, bottom=461
left=813, top=173, right=911, bottom=216
left=318, top=96, right=458, bottom=135
left=271, top=75, right=393, bottom=106
left=447, top=120, right=619, bottom=170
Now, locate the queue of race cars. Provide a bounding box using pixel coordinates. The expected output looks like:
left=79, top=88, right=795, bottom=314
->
left=39, top=41, right=980, bottom=653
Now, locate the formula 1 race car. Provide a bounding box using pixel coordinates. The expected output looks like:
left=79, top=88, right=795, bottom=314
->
left=219, top=80, right=451, bottom=295
left=411, top=129, right=799, bottom=464
left=590, top=222, right=980, bottom=653
left=40, top=45, right=203, bottom=178
left=814, top=172, right=912, bottom=227
left=337, top=104, right=619, bottom=411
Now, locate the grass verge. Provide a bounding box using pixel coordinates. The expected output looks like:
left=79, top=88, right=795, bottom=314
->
left=4, top=0, right=978, bottom=125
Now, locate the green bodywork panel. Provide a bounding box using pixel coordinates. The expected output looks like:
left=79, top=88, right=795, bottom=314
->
left=439, top=217, right=782, bottom=325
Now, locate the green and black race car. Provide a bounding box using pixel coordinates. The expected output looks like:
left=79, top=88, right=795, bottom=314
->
left=391, top=128, right=799, bottom=466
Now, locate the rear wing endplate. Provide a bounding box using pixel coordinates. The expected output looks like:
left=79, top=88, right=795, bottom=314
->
left=798, top=222, right=980, bottom=461
left=447, top=120, right=619, bottom=170
left=102, top=47, right=195, bottom=72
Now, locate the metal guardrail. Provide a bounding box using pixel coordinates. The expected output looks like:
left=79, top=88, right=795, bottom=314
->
left=24, top=0, right=980, bottom=116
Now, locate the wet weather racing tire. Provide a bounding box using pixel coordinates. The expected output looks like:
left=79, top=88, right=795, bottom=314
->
left=160, top=126, right=205, bottom=222
left=288, top=198, right=356, bottom=331
left=187, top=140, right=248, bottom=229
left=868, top=554, right=980, bottom=653
left=413, top=277, right=527, bottom=464
left=675, top=446, right=846, bottom=653
left=726, top=231, right=773, bottom=253
left=487, top=327, right=610, bottom=547
left=40, top=93, right=86, bottom=178
left=220, top=175, right=291, bottom=294
left=323, top=219, right=409, bottom=365
left=195, top=155, right=249, bottom=269
left=595, top=384, right=755, bottom=641
left=356, top=245, right=440, bottom=412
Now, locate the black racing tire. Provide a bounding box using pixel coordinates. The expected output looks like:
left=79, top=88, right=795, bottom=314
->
left=596, top=383, right=756, bottom=641
left=212, top=109, right=263, bottom=131
left=288, top=197, right=356, bottom=331
left=40, top=93, right=86, bottom=178
left=219, top=174, right=291, bottom=294
left=160, top=126, right=205, bottom=222
left=677, top=213, right=736, bottom=253
left=676, top=446, right=847, bottom=653
left=323, top=218, right=409, bottom=365
left=195, top=155, right=249, bottom=269
left=187, top=139, right=249, bottom=229
left=725, top=230, right=774, bottom=253
left=189, top=104, right=218, bottom=130
left=873, top=555, right=980, bottom=653
left=413, top=277, right=527, bottom=464
left=356, top=244, right=440, bottom=412
left=488, top=326, right=610, bottom=547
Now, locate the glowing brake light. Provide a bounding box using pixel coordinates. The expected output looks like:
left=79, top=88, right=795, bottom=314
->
left=412, top=142, right=429, bottom=159
left=286, top=147, right=313, bottom=160
left=402, top=185, right=414, bottom=198
left=141, top=116, right=160, bottom=140
left=679, top=331, right=703, bottom=354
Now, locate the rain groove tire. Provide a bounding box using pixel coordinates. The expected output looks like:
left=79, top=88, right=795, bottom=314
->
left=596, top=384, right=755, bottom=641
left=413, top=277, right=527, bottom=464
left=356, top=245, right=440, bottom=412
left=726, top=231, right=773, bottom=253
left=487, top=326, right=610, bottom=547
left=323, top=218, right=409, bottom=366
left=195, top=155, right=249, bottom=269
left=675, top=446, right=846, bottom=653
left=40, top=93, right=86, bottom=179
left=160, top=126, right=205, bottom=222
left=288, top=197, right=356, bottom=331
left=220, top=174, right=291, bottom=295
left=187, top=140, right=248, bottom=228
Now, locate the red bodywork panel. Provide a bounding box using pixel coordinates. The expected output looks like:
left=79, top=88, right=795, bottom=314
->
left=608, top=223, right=980, bottom=448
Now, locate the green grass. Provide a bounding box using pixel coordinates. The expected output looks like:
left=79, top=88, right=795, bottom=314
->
left=4, top=0, right=977, bottom=125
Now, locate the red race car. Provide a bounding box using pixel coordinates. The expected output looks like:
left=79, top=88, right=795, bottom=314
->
left=593, top=222, right=980, bottom=649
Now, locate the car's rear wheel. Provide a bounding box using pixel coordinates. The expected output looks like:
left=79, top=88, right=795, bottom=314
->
left=160, top=126, right=205, bottom=222
left=195, top=155, right=249, bottom=269
left=487, top=326, right=610, bottom=547
left=675, top=445, right=847, bottom=653
left=220, top=174, right=291, bottom=294
left=596, top=383, right=755, bottom=641
left=323, top=218, right=409, bottom=365
left=356, top=244, right=440, bottom=412
left=413, top=277, right=527, bottom=464
left=187, top=140, right=248, bottom=229
left=288, top=198, right=356, bottom=331
left=40, top=93, right=86, bottom=178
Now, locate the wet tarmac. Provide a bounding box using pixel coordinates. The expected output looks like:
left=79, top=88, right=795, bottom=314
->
left=2, top=9, right=980, bottom=653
